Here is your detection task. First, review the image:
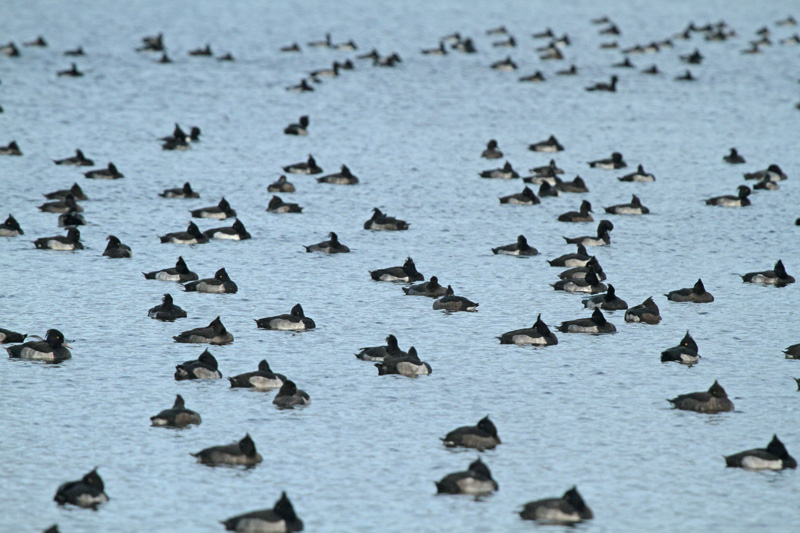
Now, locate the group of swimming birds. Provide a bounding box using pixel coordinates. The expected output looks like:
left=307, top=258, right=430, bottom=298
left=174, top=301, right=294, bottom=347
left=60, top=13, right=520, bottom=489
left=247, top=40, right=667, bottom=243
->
left=2, top=10, right=800, bottom=533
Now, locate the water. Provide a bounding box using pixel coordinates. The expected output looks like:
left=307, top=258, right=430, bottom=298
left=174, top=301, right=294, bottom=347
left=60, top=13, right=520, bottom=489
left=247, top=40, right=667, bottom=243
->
left=1, top=1, right=799, bottom=531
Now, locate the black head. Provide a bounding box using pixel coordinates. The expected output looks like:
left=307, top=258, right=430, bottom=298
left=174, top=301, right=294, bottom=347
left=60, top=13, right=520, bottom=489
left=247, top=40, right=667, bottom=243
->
left=503, top=161, right=513, bottom=171
left=274, top=492, right=299, bottom=522
left=291, top=303, right=305, bottom=317
left=341, top=165, right=352, bottom=176
left=189, top=127, right=201, bottom=139
left=680, top=331, right=698, bottom=352
left=106, top=235, right=121, bottom=247
left=209, top=316, right=226, bottom=333
left=643, top=296, right=658, bottom=311
left=517, top=235, right=528, bottom=246
left=268, top=195, right=282, bottom=209
left=277, top=175, right=287, bottom=183
left=605, top=284, right=616, bottom=299
left=477, top=416, right=499, bottom=439
left=66, top=227, right=81, bottom=242
left=232, top=219, right=247, bottom=233
left=215, top=268, right=230, bottom=281
left=386, top=334, right=399, bottom=348
left=182, top=182, right=193, bottom=194
left=580, top=200, right=592, bottom=214
left=82, top=468, right=104, bottom=490
left=693, top=279, right=706, bottom=294
left=574, top=176, right=586, bottom=187
left=708, top=380, right=727, bottom=398
left=767, top=164, right=782, bottom=174
left=4, top=214, right=22, bottom=231
left=329, top=231, right=339, bottom=243
left=737, top=185, right=751, bottom=198
left=173, top=394, right=185, bottom=408
left=299, top=116, right=309, bottom=127
left=307, top=154, right=316, bottom=166
left=586, top=268, right=599, bottom=286
left=108, top=162, right=118, bottom=173
left=591, top=308, right=607, bottom=325
left=428, top=276, right=440, bottom=289
left=598, top=220, right=614, bottom=233
left=522, top=186, right=535, bottom=198
left=539, top=181, right=552, bottom=194
left=487, top=139, right=498, bottom=149
left=577, top=243, right=588, bottom=256
left=611, top=152, right=623, bottom=162
left=279, top=380, right=298, bottom=396
left=239, top=434, right=257, bottom=456
left=775, top=260, right=788, bottom=277
left=637, top=164, right=645, bottom=173
left=534, top=314, right=552, bottom=336
left=445, top=285, right=454, bottom=296
left=45, top=329, right=66, bottom=348
left=218, top=198, right=232, bottom=211
left=187, top=221, right=203, bottom=236
left=258, top=359, right=272, bottom=372
left=631, top=194, right=642, bottom=206
left=403, top=257, right=418, bottom=272
left=198, top=349, right=218, bottom=369
left=162, top=293, right=173, bottom=305
left=176, top=256, right=189, bottom=273
left=468, top=458, right=493, bottom=479
left=563, top=487, right=591, bottom=516
left=766, top=435, right=793, bottom=462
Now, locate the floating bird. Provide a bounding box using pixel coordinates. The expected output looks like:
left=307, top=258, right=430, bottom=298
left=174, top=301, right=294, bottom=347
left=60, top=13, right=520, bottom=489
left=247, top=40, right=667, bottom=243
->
left=666, top=279, right=714, bottom=302
left=173, top=317, right=233, bottom=345
left=705, top=185, right=751, bottom=207
left=192, top=433, right=262, bottom=466
left=267, top=196, right=303, bottom=214
left=316, top=164, right=359, bottom=184
left=6, top=329, right=71, bottom=362
left=268, top=175, right=296, bottom=193
left=557, top=200, right=593, bottom=222
left=582, top=284, right=628, bottom=310
left=255, top=304, right=316, bottom=331
left=0, top=140, right=22, bottom=155
left=500, top=186, right=539, bottom=205
left=588, top=152, right=626, bottom=169
left=480, top=161, right=519, bottom=179
left=364, top=208, right=408, bottom=230
left=184, top=268, right=238, bottom=293
left=725, top=435, right=796, bottom=471
left=585, top=75, right=617, bottom=92
left=0, top=327, right=26, bottom=343
left=222, top=492, right=303, bottom=532
left=557, top=308, right=616, bottom=333
left=624, top=297, right=661, bottom=324
left=497, top=314, right=558, bottom=346
left=436, top=458, right=498, bottom=495
left=605, top=194, right=650, bottom=214
left=284, top=155, right=322, bottom=174
left=563, top=220, right=613, bottom=246
left=304, top=232, right=349, bottom=253
left=34, top=228, right=83, bottom=250
left=174, top=349, right=223, bottom=379
left=159, top=222, right=209, bottom=245
left=529, top=135, right=563, bottom=152
left=433, top=286, right=479, bottom=311
left=481, top=140, right=503, bottom=159
left=355, top=334, right=405, bottom=362
left=740, top=260, right=794, bottom=286
left=617, top=164, right=655, bottom=182
left=54, top=468, right=108, bottom=509
left=370, top=257, right=424, bottom=282
left=661, top=331, right=699, bottom=364
left=44, top=182, right=88, bottom=200
left=53, top=149, right=93, bottom=166
left=402, top=276, right=448, bottom=298
left=520, top=487, right=593, bottom=525
left=150, top=395, right=201, bottom=427
left=84, top=162, right=123, bottom=179
left=143, top=256, right=198, bottom=282
left=284, top=116, right=309, bottom=135
left=273, top=380, right=311, bottom=409
left=102, top=235, right=132, bottom=258
left=668, top=381, right=734, bottom=413
left=492, top=235, right=538, bottom=256
left=724, top=148, right=746, bottom=164
left=148, top=294, right=186, bottom=321
left=191, top=197, right=236, bottom=219
left=229, top=360, right=287, bottom=390
left=442, top=416, right=501, bottom=450
left=204, top=219, right=252, bottom=240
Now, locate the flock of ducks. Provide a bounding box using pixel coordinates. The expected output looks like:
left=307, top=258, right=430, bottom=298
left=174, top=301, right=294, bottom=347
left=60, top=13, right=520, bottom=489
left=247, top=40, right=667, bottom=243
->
left=2, top=8, right=800, bottom=532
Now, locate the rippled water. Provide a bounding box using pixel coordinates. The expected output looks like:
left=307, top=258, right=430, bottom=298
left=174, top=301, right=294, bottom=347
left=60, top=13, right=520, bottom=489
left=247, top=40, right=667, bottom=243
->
left=2, top=1, right=799, bottom=531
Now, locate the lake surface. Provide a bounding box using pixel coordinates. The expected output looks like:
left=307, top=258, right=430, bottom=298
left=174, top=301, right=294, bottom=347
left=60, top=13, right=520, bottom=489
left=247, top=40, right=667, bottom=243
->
left=1, top=0, right=799, bottom=531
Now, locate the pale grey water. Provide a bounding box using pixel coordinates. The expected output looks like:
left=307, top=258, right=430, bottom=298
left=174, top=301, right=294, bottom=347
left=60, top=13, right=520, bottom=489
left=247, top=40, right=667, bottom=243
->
left=1, top=0, right=799, bottom=531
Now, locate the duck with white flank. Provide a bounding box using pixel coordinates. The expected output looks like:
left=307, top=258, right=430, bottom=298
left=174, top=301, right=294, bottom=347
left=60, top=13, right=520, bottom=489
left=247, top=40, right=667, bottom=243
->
left=273, top=380, right=311, bottom=409
left=148, top=294, right=186, bottom=321
left=304, top=232, right=349, bottom=253
left=529, top=159, right=564, bottom=177
left=268, top=175, right=296, bottom=193
left=624, top=297, right=661, bottom=324
left=490, top=56, right=517, bottom=70
left=255, top=304, right=316, bottom=331
left=605, top=194, right=650, bottom=214
left=193, top=433, right=262, bottom=466
left=553, top=268, right=607, bottom=294
left=267, top=195, right=302, bottom=213
left=150, top=395, right=202, bottom=427
left=370, top=257, right=424, bottom=282
left=6, top=329, right=71, bottom=362
left=364, top=208, right=408, bottom=230
left=559, top=256, right=607, bottom=281
left=557, top=200, right=593, bottom=222
left=617, top=164, right=655, bottom=182
left=54, top=468, right=108, bottom=509
left=173, top=317, right=233, bottom=345
left=557, top=308, right=616, bottom=333
left=520, top=487, right=593, bottom=525
left=160, top=182, right=199, bottom=198
left=222, top=492, right=303, bottom=532
left=39, top=194, right=83, bottom=214
left=53, top=149, right=93, bottom=166
left=159, top=222, right=209, bottom=244
left=557, top=175, right=589, bottom=193
left=436, top=458, right=498, bottom=496
left=498, top=314, right=558, bottom=346
left=84, top=162, right=123, bottom=179
left=744, top=164, right=787, bottom=182
left=548, top=243, right=591, bottom=267
left=58, top=211, right=86, bottom=227
left=481, top=139, right=503, bottom=159
left=668, top=381, right=734, bottom=413
left=583, top=284, right=628, bottom=310
left=102, top=235, right=132, bottom=258
left=355, top=334, right=405, bottom=362
left=0, top=328, right=26, bottom=343
left=741, top=260, right=794, bottom=286
left=44, top=183, right=88, bottom=201
left=204, top=219, right=252, bottom=240
left=433, top=286, right=479, bottom=312
left=492, top=235, right=538, bottom=256
left=725, top=435, right=796, bottom=471
left=442, top=416, right=501, bottom=450
left=229, top=360, right=287, bottom=390
left=375, top=346, right=431, bottom=377
left=480, top=161, right=519, bottom=179
left=661, top=331, right=700, bottom=364
left=666, top=279, right=714, bottom=302
left=529, top=135, right=564, bottom=152
left=317, top=164, right=359, bottom=184
left=588, top=152, right=626, bottom=169
left=500, top=186, right=539, bottom=205
left=585, top=75, right=617, bottom=92
left=174, top=349, right=223, bottom=379
left=143, top=256, right=198, bottom=282
left=184, top=268, right=238, bottom=293
left=403, top=276, right=448, bottom=297
left=705, top=185, right=751, bottom=207
left=283, top=155, right=322, bottom=174
left=284, top=115, right=309, bottom=135
left=191, top=197, right=236, bottom=219
left=34, top=228, right=83, bottom=250
left=564, top=220, right=613, bottom=246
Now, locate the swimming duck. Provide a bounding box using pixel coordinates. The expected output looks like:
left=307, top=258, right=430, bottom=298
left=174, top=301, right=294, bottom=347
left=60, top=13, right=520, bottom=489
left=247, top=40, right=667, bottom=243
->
left=84, top=162, right=123, bottom=179
left=310, top=62, right=340, bottom=77
left=743, top=164, right=787, bottom=182
left=538, top=181, right=560, bottom=198
left=500, top=186, right=540, bottom=205
left=148, top=293, right=186, bottom=321
left=668, top=381, right=734, bottom=413
left=532, top=28, right=554, bottom=38
left=433, top=286, right=479, bottom=311
left=102, top=235, right=132, bottom=258
left=753, top=178, right=779, bottom=191
left=422, top=41, right=447, bottom=55
left=54, top=468, right=108, bottom=509
left=184, top=268, right=238, bottom=293
left=174, top=349, right=223, bottom=378
left=557, top=176, right=589, bottom=193
left=666, top=279, right=714, bottom=302
left=452, top=38, right=477, bottom=53
left=553, top=268, right=607, bottom=294
left=547, top=244, right=591, bottom=267
left=267, top=195, right=303, bottom=213
left=617, top=164, right=655, bottom=182
left=442, top=416, right=501, bottom=450
left=680, top=49, right=703, bottom=64
left=193, top=433, right=262, bottom=466
left=6, top=329, right=71, bottom=362
left=158, top=53, right=171, bottom=63
left=222, top=492, right=303, bottom=532
left=741, top=260, right=794, bottom=286
left=605, top=194, right=650, bottom=214
left=173, top=317, right=233, bottom=345
left=188, top=44, right=212, bottom=56
left=191, top=197, right=236, bottom=219
left=57, top=63, right=83, bottom=77
left=586, top=75, right=617, bottom=92
left=0, top=328, right=26, bottom=343
left=204, top=219, right=252, bottom=240
left=600, top=22, right=620, bottom=35
left=529, top=135, right=564, bottom=152
left=518, top=71, right=545, bottom=82
left=64, top=46, right=84, bottom=56
left=143, top=256, right=199, bottom=282
left=280, top=42, right=301, bottom=52
left=217, top=52, right=234, bottom=61
left=161, top=124, right=201, bottom=144
left=273, top=380, right=311, bottom=409
left=370, top=257, right=424, bottom=282
left=529, top=159, right=564, bottom=176
left=493, top=35, right=516, bottom=48
left=373, top=52, right=402, bottom=66
left=284, top=116, right=309, bottom=136
left=0, top=140, right=22, bottom=155
left=255, top=304, right=316, bottom=331
left=160, top=222, right=209, bottom=245
left=356, top=48, right=380, bottom=60
left=520, top=487, right=593, bottom=525
left=317, top=164, right=359, bottom=185
left=675, top=70, right=695, bottom=81
left=481, top=140, right=503, bottom=159
left=436, top=458, right=498, bottom=495
left=557, top=308, right=616, bottom=333
left=308, top=33, right=332, bottom=48
left=538, top=45, right=563, bottom=60
left=784, top=344, right=800, bottom=359
left=588, top=152, right=626, bottom=169
left=563, top=220, right=613, bottom=246
left=268, top=175, right=296, bottom=193
left=725, top=435, right=796, bottom=470
left=613, top=57, right=635, bottom=68
left=160, top=182, right=199, bottom=199
left=582, top=284, right=628, bottom=310
left=776, top=15, right=797, bottom=26
left=402, top=276, right=448, bottom=297
left=705, top=185, right=751, bottom=207
left=229, top=360, right=287, bottom=390
left=480, top=161, right=519, bottom=179
left=150, top=394, right=202, bottom=427
left=556, top=64, right=578, bottom=75
left=724, top=148, right=746, bottom=164
left=39, top=193, right=83, bottom=214
left=283, top=155, right=322, bottom=174
left=136, top=32, right=164, bottom=52
left=641, top=64, right=660, bottom=75
left=355, top=334, right=405, bottom=362
left=624, top=296, right=661, bottom=324
left=492, top=235, right=538, bottom=256
left=491, top=56, right=517, bottom=71
left=558, top=256, right=607, bottom=281
left=375, top=346, right=432, bottom=377
left=0, top=42, right=20, bottom=57
left=333, top=39, right=357, bottom=51
left=45, top=183, right=88, bottom=201
left=661, top=331, right=700, bottom=364
left=364, top=208, right=408, bottom=230
left=498, top=314, right=558, bottom=346
left=304, top=232, right=349, bottom=253
left=24, top=36, right=47, bottom=47
left=57, top=211, right=86, bottom=228
left=286, top=79, right=314, bottom=92
left=557, top=200, right=593, bottom=222
left=34, top=227, right=83, bottom=250
left=53, top=149, right=93, bottom=166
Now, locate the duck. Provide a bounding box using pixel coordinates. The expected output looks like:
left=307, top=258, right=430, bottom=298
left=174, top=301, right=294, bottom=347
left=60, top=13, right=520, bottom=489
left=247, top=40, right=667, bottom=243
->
left=624, top=296, right=661, bottom=324
left=284, top=116, right=309, bottom=135
left=53, top=149, right=93, bottom=166
left=705, top=185, right=751, bottom=207
left=333, top=39, right=357, bottom=51
left=308, top=33, right=332, bottom=48
left=158, top=53, right=172, bottom=63
left=267, top=196, right=303, bottom=214
left=34, top=228, right=83, bottom=251
left=316, top=164, right=358, bottom=185
left=547, top=243, right=591, bottom=267
left=217, top=52, right=234, bottom=61
left=558, top=256, right=607, bottom=281
left=518, top=71, right=545, bottom=82
left=529, top=135, right=563, bottom=152
left=500, top=186, right=540, bottom=205
left=0, top=140, right=22, bottom=156
left=563, top=220, right=613, bottom=246
left=310, top=62, right=340, bottom=77
left=0, top=328, right=26, bottom=343
left=356, top=48, right=380, bottom=60
left=588, top=152, right=626, bottom=169
left=148, top=293, right=187, bottom=321
left=39, top=193, right=83, bottom=214
left=64, top=46, right=85, bottom=56
left=162, top=135, right=189, bottom=151
left=557, top=176, right=589, bottom=193
left=364, top=207, right=408, bottom=230
left=743, top=164, right=787, bottom=182
left=273, top=380, right=311, bottom=409
left=286, top=79, right=314, bottom=92
left=375, top=346, right=432, bottom=377
left=160, top=124, right=201, bottom=144
left=403, top=276, right=448, bottom=298
left=452, top=38, right=477, bottom=53
left=57, top=211, right=86, bottom=227
left=136, top=32, right=164, bottom=52
left=204, top=219, right=252, bottom=240
left=173, top=317, right=233, bottom=345
left=54, top=468, right=108, bottom=509
left=143, top=256, right=198, bottom=282
left=613, top=57, right=635, bottom=68
left=481, top=140, right=503, bottom=159
left=557, top=200, right=593, bottom=222
left=557, top=64, right=578, bottom=75
left=724, top=148, right=746, bottom=164
left=784, top=344, right=800, bottom=359
left=174, top=349, right=223, bottom=379
left=529, top=159, right=564, bottom=176
left=660, top=331, right=700, bottom=364
left=556, top=308, right=616, bottom=333
left=229, top=360, right=287, bottom=390
left=355, top=334, right=405, bottom=362
left=44, top=182, right=88, bottom=201
left=480, top=161, right=519, bottom=179
left=741, top=260, right=794, bottom=286
left=84, top=162, right=123, bottom=179
left=490, top=56, right=517, bottom=70
left=101, top=235, right=131, bottom=258
left=373, top=53, right=402, bottom=66
left=600, top=23, right=620, bottom=35
left=150, top=394, right=202, bottom=427
left=193, top=434, right=262, bottom=466
left=304, top=232, right=349, bottom=253
left=280, top=42, right=301, bottom=52
left=680, top=49, right=703, bottom=63
left=268, top=175, right=296, bottom=193
left=641, top=64, right=660, bottom=75
left=552, top=268, right=607, bottom=294
left=668, top=381, right=734, bottom=413
left=222, top=492, right=303, bottom=532
left=532, top=28, right=555, bottom=39
left=160, top=182, right=199, bottom=199
left=492, top=235, right=538, bottom=256
left=442, top=416, right=501, bottom=450
left=433, top=286, right=479, bottom=311
left=160, top=222, right=209, bottom=245
left=57, top=63, right=83, bottom=77
left=538, top=181, right=560, bottom=198
left=585, top=75, right=618, bottom=92
left=538, top=45, right=563, bottom=60
left=666, top=279, right=714, bottom=302
left=582, top=284, right=628, bottom=310
left=184, top=268, right=238, bottom=294
left=520, top=487, right=593, bottom=525
left=605, top=194, right=650, bottom=215
left=24, top=36, right=47, bottom=47
left=370, top=257, right=424, bottom=282
left=725, top=435, right=797, bottom=471
left=617, top=164, right=655, bottom=182
left=255, top=304, right=316, bottom=331
left=675, top=70, right=695, bottom=81
left=498, top=314, right=558, bottom=346
left=188, top=44, right=213, bottom=56
left=191, top=197, right=237, bottom=219
left=436, top=458, right=498, bottom=495
left=753, top=178, right=779, bottom=191
left=6, top=329, right=71, bottom=362
left=422, top=41, right=447, bottom=55
left=283, top=154, right=322, bottom=174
